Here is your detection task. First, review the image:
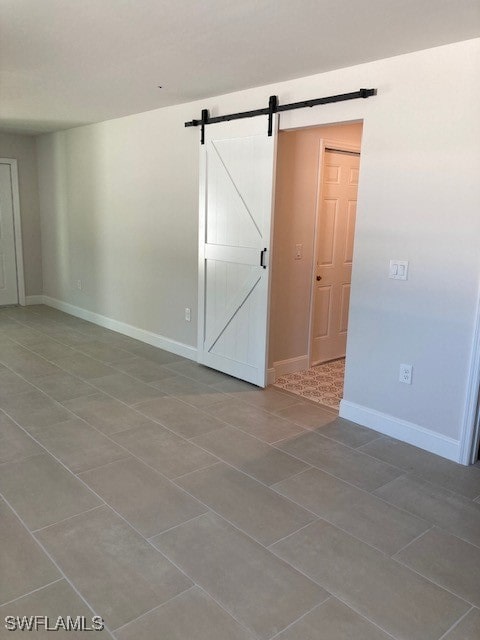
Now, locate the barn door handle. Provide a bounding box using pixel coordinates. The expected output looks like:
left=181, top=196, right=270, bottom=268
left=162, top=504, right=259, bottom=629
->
left=260, top=248, right=267, bottom=269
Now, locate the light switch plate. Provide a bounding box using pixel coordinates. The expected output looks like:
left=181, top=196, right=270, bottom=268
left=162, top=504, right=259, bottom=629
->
left=389, top=260, right=409, bottom=280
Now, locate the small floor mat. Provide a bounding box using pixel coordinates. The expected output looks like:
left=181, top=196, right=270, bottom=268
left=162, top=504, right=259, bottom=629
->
left=274, top=358, right=345, bottom=410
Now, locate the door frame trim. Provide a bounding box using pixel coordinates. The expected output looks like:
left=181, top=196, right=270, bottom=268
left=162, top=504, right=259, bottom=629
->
left=0, top=158, right=25, bottom=306
left=460, top=288, right=480, bottom=464
left=307, top=139, right=361, bottom=368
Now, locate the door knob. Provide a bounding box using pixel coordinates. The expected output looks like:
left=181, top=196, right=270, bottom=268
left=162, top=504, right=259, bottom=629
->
left=316, top=275, right=322, bottom=281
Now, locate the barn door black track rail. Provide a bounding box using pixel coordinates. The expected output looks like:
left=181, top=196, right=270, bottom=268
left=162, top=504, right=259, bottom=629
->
left=185, top=88, right=377, bottom=144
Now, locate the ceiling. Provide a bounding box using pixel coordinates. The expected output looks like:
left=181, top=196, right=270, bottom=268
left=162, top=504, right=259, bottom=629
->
left=1, top=0, right=479, bottom=135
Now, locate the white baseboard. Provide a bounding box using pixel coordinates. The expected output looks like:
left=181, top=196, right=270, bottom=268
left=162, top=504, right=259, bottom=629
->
left=42, top=296, right=197, bottom=361
left=25, top=295, right=44, bottom=305
left=273, top=355, right=309, bottom=378
left=340, top=399, right=462, bottom=463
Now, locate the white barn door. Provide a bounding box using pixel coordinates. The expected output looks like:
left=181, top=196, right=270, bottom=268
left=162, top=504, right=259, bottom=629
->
left=198, top=116, right=277, bottom=387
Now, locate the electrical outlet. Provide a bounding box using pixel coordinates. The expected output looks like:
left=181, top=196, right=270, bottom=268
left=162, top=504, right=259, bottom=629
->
left=185, top=307, right=191, bottom=322
left=399, top=363, right=412, bottom=384
left=389, top=260, right=409, bottom=280
left=76, top=280, right=82, bottom=290
left=295, top=243, right=303, bottom=260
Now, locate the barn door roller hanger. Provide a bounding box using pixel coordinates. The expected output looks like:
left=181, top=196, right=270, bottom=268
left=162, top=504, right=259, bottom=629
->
left=185, top=88, right=377, bottom=144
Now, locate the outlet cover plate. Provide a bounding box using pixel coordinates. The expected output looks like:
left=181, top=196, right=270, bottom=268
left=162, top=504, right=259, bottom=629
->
left=389, top=260, right=409, bottom=280
left=399, top=363, right=412, bottom=384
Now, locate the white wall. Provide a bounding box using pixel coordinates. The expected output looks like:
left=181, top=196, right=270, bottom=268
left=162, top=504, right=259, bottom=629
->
left=37, top=105, right=199, bottom=347
left=37, top=38, right=480, bottom=461
left=0, top=132, right=43, bottom=295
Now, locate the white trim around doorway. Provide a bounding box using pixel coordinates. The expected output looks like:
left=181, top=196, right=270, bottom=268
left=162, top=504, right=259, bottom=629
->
left=459, top=287, right=480, bottom=464
left=0, top=158, right=26, bottom=306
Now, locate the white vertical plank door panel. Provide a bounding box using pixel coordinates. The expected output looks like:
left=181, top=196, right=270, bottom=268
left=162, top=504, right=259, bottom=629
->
left=198, top=116, right=277, bottom=386
left=311, top=148, right=360, bottom=364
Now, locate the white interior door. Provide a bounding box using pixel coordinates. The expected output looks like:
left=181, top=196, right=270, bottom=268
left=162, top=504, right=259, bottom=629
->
left=311, top=147, right=360, bottom=364
left=0, top=163, right=19, bottom=306
left=198, top=116, right=277, bottom=387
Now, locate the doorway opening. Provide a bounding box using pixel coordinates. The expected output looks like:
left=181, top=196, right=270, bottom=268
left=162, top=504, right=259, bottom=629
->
left=269, top=122, right=363, bottom=411
left=0, top=159, right=25, bottom=307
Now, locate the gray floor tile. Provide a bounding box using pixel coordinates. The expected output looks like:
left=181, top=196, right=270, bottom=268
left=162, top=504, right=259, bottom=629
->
left=192, top=426, right=309, bottom=485
left=164, top=361, right=230, bottom=385
left=0, top=580, right=110, bottom=639
left=360, top=437, right=480, bottom=499
left=2, top=325, right=46, bottom=346
left=210, top=377, right=269, bottom=394
left=275, top=597, right=391, bottom=640
left=274, top=402, right=338, bottom=429
left=90, top=373, right=161, bottom=405
left=62, top=393, right=151, bottom=435
left=0, top=454, right=101, bottom=530
left=0, top=390, right=72, bottom=433
left=115, top=586, right=253, bottom=640
left=0, top=344, right=61, bottom=379
left=395, top=527, right=480, bottom=606
left=120, top=342, right=185, bottom=365
left=72, top=324, right=120, bottom=340
left=27, top=340, right=77, bottom=362
left=36, top=506, right=192, bottom=629
left=151, top=375, right=227, bottom=408
left=0, top=319, right=18, bottom=331
left=0, top=411, right=42, bottom=464
left=73, top=340, right=133, bottom=364
left=204, top=398, right=306, bottom=443
left=33, top=325, right=93, bottom=347
left=79, top=457, right=206, bottom=537
left=442, top=608, right=480, bottom=640
left=273, top=467, right=430, bottom=555
left=53, top=353, right=116, bottom=380
left=0, top=369, right=34, bottom=399
left=1, top=308, right=30, bottom=321
left=271, top=520, right=469, bottom=640
left=374, top=474, right=480, bottom=547
left=277, top=430, right=404, bottom=491
left=152, top=512, right=328, bottom=640
left=85, top=331, right=142, bottom=351
left=112, top=357, right=176, bottom=383
left=134, top=396, right=226, bottom=438
left=34, top=418, right=129, bottom=474
left=31, top=372, right=96, bottom=402
left=0, top=497, right=59, bottom=606
left=213, top=379, right=299, bottom=412
left=315, top=417, right=380, bottom=448
left=111, top=423, right=217, bottom=478
left=176, top=463, right=316, bottom=545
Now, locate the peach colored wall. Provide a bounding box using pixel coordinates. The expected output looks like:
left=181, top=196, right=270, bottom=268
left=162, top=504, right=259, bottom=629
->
left=269, top=122, right=363, bottom=368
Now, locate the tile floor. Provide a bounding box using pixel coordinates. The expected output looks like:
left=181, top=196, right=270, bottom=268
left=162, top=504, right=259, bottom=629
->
left=274, top=358, right=345, bottom=410
left=0, top=305, right=479, bottom=639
